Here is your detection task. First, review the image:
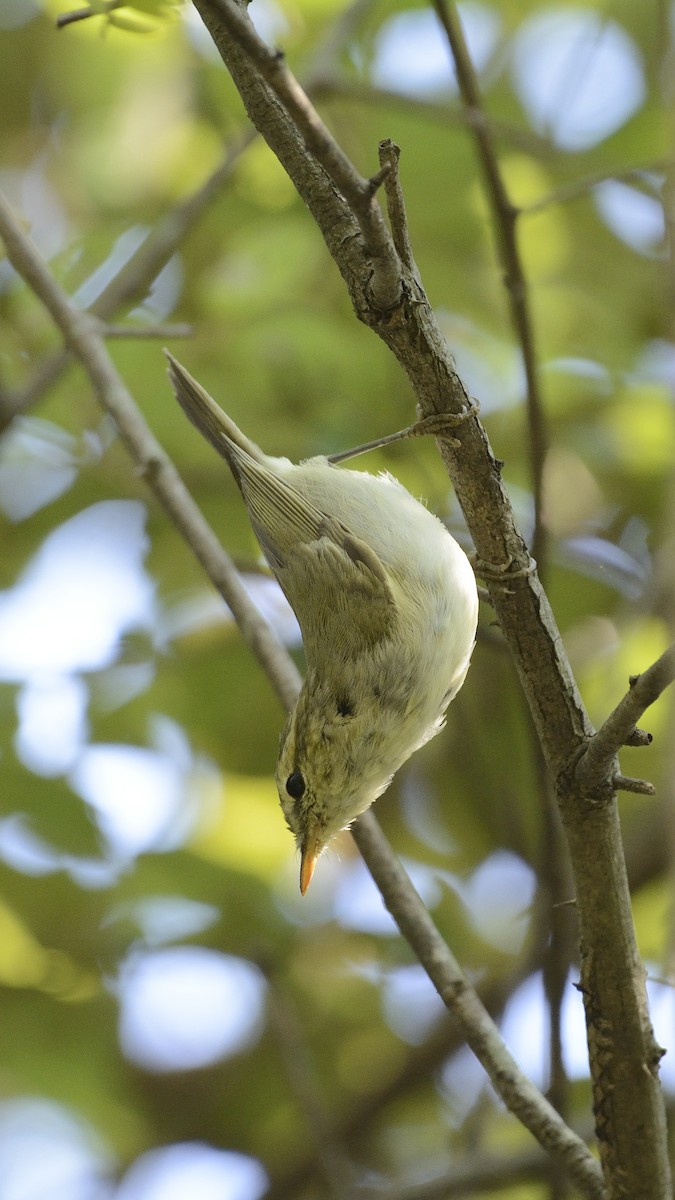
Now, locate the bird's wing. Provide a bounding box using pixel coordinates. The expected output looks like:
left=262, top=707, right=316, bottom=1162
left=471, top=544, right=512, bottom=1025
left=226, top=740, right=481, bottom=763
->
left=233, top=450, right=396, bottom=656
left=165, top=352, right=395, bottom=655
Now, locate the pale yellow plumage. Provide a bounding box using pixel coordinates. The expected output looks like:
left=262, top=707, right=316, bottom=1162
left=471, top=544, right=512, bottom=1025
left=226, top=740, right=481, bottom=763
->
left=166, top=353, right=478, bottom=892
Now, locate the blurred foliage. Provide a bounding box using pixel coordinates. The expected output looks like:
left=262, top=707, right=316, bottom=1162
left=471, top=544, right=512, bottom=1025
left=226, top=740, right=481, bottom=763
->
left=0, top=0, right=673, bottom=1196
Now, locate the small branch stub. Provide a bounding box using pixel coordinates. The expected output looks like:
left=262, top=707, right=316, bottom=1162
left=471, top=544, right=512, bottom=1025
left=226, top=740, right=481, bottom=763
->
left=576, top=643, right=675, bottom=796
left=624, top=727, right=653, bottom=748
left=378, top=138, right=420, bottom=280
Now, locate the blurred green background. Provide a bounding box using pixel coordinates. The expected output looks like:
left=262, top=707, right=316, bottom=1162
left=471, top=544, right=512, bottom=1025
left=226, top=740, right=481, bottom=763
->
left=0, top=0, right=673, bottom=1195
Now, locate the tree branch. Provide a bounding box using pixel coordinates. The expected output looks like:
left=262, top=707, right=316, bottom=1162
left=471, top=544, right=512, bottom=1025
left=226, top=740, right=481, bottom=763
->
left=195, top=0, right=402, bottom=312
left=388, top=1139, right=594, bottom=1200
left=0, top=135, right=252, bottom=430
left=431, top=0, right=548, bottom=575
left=317, top=76, right=561, bottom=157
left=184, top=3, right=672, bottom=1192
left=55, top=1, right=121, bottom=28
left=0, top=185, right=604, bottom=1200
left=576, top=643, right=675, bottom=794
left=523, top=160, right=671, bottom=216
left=264, top=971, right=356, bottom=1200
left=377, top=139, right=420, bottom=280
left=351, top=813, right=604, bottom=1198
left=0, top=189, right=301, bottom=714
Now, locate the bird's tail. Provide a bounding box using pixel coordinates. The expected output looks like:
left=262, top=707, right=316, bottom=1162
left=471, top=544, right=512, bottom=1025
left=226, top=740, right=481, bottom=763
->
left=164, top=351, right=266, bottom=467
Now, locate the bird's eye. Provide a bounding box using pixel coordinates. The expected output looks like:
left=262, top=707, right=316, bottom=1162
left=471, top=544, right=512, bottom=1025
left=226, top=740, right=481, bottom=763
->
left=285, top=771, right=306, bottom=800
left=336, top=695, right=354, bottom=718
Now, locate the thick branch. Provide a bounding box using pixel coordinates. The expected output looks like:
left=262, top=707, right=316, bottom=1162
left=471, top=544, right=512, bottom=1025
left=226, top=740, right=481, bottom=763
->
left=185, top=5, right=672, bottom=1193
left=201, top=0, right=401, bottom=310
left=191, top=3, right=578, bottom=765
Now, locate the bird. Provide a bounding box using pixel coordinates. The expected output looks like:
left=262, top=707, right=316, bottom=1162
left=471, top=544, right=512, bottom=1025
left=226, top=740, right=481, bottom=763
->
left=165, top=352, right=478, bottom=893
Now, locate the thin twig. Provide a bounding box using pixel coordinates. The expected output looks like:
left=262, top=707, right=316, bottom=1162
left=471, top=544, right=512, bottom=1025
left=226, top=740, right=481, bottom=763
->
left=0, top=135, right=252, bottom=430
left=386, top=1139, right=594, bottom=1200
left=0, top=190, right=301, bottom=713
left=431, top=0, right=548, bottom=576
left=311, top=74, right=561, bottom=157
left=264, top=972, right=356, bottom=1200
left=522, top=160, right=670, bottom=216
left=302, top=0, right=375, bottom=88
left=614, top=773, right=657, bottom=797
left=56, top=1, right=121, bottom=28
left=99, top=322, right=193, bottom=340
left=377, top=139, right=420, bottom=280
left=350, top=812, right=604, bottom=1199
left=576, top=643, right=675, bottom=795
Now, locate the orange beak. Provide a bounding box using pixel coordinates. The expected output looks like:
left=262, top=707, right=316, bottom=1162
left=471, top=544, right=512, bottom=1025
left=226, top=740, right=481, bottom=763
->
left=299, top=828, right=322, bottom=895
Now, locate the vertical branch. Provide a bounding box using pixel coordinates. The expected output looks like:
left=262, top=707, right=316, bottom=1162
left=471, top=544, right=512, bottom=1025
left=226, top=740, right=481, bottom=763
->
left=432, top=0, right=548, bottom=575
left=264, top=971, right=356, bottom=1200
left=540, top=787, right=576, bottom=1200
left=657, top=32, right=675, bottom=1044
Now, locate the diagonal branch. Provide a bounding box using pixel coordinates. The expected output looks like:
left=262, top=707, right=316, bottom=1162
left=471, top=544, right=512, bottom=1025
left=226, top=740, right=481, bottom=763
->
left=0, top=135, right=252, bottom=431
left=199, top=0, right=402, bottom=310
left=0, top=187, right=604, bottom=1200
left=56, top=2, right=122, bottom=28
left=351, top=813, right=604, bottom=1197
left=190, top=0, right=584, bottom=784
left=0, top=190, right=300, bottom=714
left=523, top=160, right=671, bottom=216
